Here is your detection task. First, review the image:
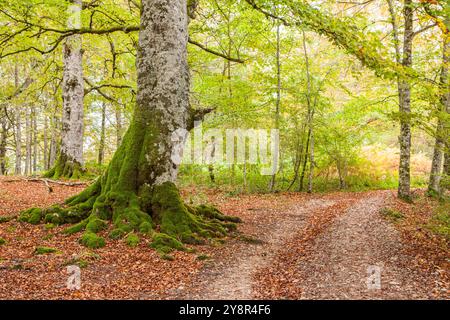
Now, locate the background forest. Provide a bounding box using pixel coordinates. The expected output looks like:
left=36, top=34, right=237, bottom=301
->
left=0, top=0, right=448, bottom=301
left=0, top=0, right=448, bottom=198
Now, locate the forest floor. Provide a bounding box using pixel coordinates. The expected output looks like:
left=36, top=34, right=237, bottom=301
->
left=0, top=177, right=448, bottom=300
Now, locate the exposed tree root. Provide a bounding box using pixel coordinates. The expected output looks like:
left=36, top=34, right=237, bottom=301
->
left=44, top=153, right=85, bottom=180
left=19, top=181, right=241, bottom=255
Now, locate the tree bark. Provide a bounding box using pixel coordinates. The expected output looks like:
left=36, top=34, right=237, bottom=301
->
left=429, top=37, right=449, bottom=195
left=269, top=19, right=281, bottom=192
left=98, top=102, right=106, bottom=166
left=45, top=0, right=84, bottom=179
left=14, top=64, right=22, bottom=175
left=43, top=115, right=49, bottom=171
left=25, top=106, right=31, bottom=175
left=0, top=109, right=8, bottom=175
left=397, top=0, right=413, bottom=200
left=32, top=107, right=37, bottom=174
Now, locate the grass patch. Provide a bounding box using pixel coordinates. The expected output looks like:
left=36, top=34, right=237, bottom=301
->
left=0, top=238, right=6, bottom=245
left=34, top=246, right=59, bottom=255
left=380, top=207, right=404, bottom=222
left=125, top=233, right=140, bottom=247
left=426, top=202, right=450, bottom=240
left=0, top=215, right=15, bottom=223
left=196, top=254, right=210, bottom=261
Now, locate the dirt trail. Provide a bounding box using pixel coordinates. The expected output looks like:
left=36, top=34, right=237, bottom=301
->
left=178, top=191, right=444, bottom=300
left=297, top=193, right=438, bottom=299
left=179, top=198, right=336, bottom=299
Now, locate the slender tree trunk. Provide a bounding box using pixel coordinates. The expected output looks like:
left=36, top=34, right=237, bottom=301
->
left=299, top=31, right=313, bottom=192
left=24, top=106, right=31, bottom=175
left=429, top=38, right=449, bottom=195
left=48, top=105, right=59, bottom=169
left=269, top=20, right=282, bottom=192
left=32, top=107, right=37, bottom=174
left=397, top=0, right=413, bottom=200
left=14, top=64, right=22, bottom=175
left=439, top=34, right=450, bottom=196
left=43, top=116, right=49, bottom=171
left=15, top=109, right=22, bottom=175
left=46, top=0, right=84, bottom=179
left=98, top=102, right=106, bottom=166
left=298, top=129, right=311, bottom=192
left=0, top=110, right=7, bottom=175
left=308, top=130, right=314, bottom=193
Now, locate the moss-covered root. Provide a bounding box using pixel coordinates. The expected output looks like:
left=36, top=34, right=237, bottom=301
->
left=44, top=153, right=84, bottom=180
left=150, top=182, right=241, bottom=254
left=65, top=191, right=154, bottom=249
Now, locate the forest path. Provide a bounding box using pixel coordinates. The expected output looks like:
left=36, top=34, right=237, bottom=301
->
left=177, top=191, right=439, bottom=300
left=296, top=193, right=436, bottom=299
left=178, top=197, right=337, bottom=299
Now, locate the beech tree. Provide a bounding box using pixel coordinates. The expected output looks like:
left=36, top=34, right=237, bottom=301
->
left=45, top=0, right=85, bottom=179
left=19, top=0, right=240, bottom=252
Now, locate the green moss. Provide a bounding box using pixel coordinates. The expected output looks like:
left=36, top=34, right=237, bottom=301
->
left=150, top=233, right=186, bottom=254
left=42, top=234, right=54, bottom=240
left=63, top=258, right=89, bottom=269
left=109, top=228, right=126, bottom=239
left=19, top=208, right=43, bottom=225
left=196, top=254, right=210, bottom=261
left=238, top=235, right=264, bottom=245
left=63, top=219, right=88, bottom=235
left=380, top=208, right=404, bottom=221
left=44, top=153, right=85, bottom=180
left=125, top=233, right=140, bottom=247
left=427, top=202, right=450, bottom=240
left=196, top=205, right=242, bottom=223
left=34, top=247, right=59, bottom=255
left=0, top=238, right=6, bottom=245
left=45, top=223, right=56, bottom=230
left=161, top=254, right=175, bottom=261
left=86, top=217, right=107, bottom=233
left=139, top=221, right=153, bottom=234
left=0, top=215, right=15, bottom=223
left=80, top=232, right=106, bottom=249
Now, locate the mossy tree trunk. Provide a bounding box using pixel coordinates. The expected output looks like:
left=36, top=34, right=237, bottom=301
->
left=21, top=0, right=240, bottom=254
left=45, top=0, right=84, bottom=179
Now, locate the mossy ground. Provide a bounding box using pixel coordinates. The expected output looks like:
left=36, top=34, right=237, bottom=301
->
left=19, top=181, right=241, bottom=256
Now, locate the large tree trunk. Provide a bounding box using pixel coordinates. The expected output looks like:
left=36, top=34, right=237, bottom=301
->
left=45, top=0, right=84, bottom=179
left=397, top=0, right=413, bottom=201
left=20, top=0, right=239, bottom=253
left=429, top=38, right=449, bottom=195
